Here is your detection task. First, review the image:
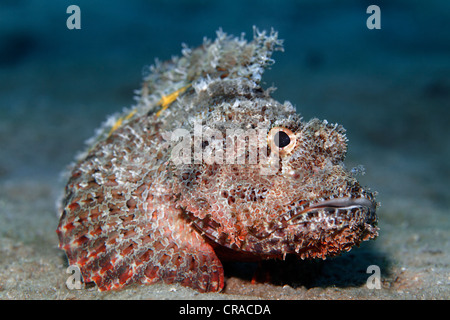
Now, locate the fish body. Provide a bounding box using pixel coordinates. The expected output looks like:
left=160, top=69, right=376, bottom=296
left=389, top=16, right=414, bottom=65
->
left=56, top=28, right=378, bottom=292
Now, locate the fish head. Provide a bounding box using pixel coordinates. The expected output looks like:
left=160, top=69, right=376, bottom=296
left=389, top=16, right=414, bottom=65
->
left=172, top=96, right=378, bottom=260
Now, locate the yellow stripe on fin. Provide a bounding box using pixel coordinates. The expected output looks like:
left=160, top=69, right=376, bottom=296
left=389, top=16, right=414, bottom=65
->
left=156, top=84, right=191, bottom=117
left=124, top=109, right=137, bottom=120
left=108, top=109, right=137, bottom=136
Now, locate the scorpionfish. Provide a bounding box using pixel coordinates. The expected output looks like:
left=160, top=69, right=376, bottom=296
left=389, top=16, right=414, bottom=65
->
left=57, top=28, right=378, bottom=293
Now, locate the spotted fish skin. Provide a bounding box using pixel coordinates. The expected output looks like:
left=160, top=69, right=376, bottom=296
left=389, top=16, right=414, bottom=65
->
left=56, top=28, right=378, bottom=293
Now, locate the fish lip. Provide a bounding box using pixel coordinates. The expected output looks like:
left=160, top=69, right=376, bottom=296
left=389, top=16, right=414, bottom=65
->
left=307, top=196, right=376, bottom=212
left=284, top=195, right=377, bottom=225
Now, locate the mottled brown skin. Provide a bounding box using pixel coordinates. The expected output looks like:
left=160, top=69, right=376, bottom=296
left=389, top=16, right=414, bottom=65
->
left=56, top=28, right=378, bottom=293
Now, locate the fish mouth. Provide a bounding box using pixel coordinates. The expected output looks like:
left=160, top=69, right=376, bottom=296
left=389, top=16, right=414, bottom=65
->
left=236, top=194, right=379, bottom=260
left=243, top=195, right=378, bottom=241
left=306, top=197, right=376, bottom=213
left=281, top=195, right=378, bottom=227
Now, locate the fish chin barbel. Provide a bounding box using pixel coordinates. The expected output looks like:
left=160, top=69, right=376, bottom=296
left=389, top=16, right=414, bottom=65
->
left=56, top=27, right=378, bottom=293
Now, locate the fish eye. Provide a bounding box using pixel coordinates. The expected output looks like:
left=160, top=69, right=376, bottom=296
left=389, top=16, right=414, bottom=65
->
left=268, top=127, right=296, bottom=155
left=274, top=130, right=290, bottom=148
